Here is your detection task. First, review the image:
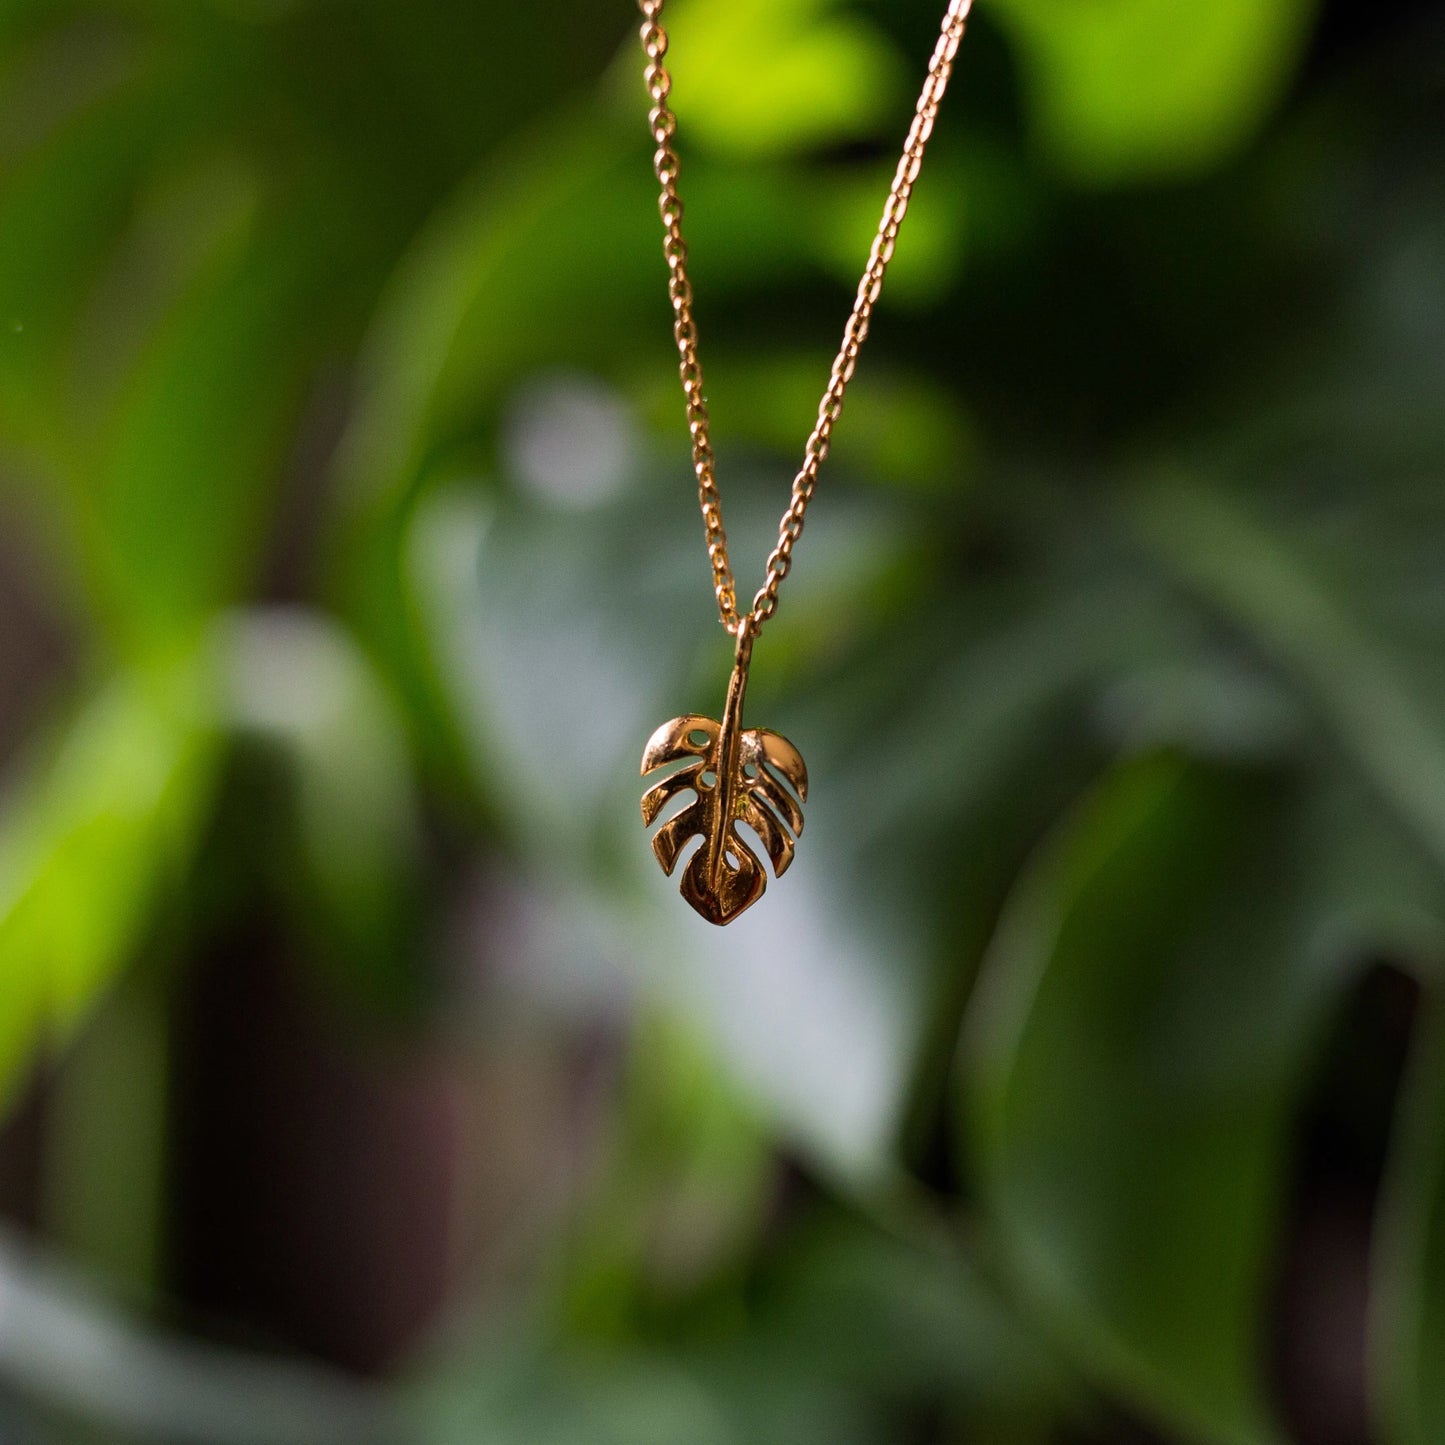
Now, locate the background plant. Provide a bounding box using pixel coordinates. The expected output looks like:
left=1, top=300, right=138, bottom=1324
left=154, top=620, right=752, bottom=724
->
left=0, top=1, right=1441, bottom=1442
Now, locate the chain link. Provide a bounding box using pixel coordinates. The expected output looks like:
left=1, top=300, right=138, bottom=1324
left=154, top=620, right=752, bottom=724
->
left=639, top=0, right=972, bottom=635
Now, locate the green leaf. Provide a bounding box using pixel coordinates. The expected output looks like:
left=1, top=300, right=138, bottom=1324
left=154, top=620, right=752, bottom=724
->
left=676, top=355, right=974, bottom=490
left=991, top=0, right=1318, bottom=184
left=654, top=0, right=903, bottom=160
left=1132, top=480, right=1445, bottom=879
left=0, top=5, right=485, bottom=653
left=92, top=188, right=347, bottom=644
left=0, top=654, right=216, bottom=1107
left=559, top=1012, right=775, bottom=1342
left=964, top=752, right=1439, bottom=1443
left=417, top=1205, right=1075, bottom=1445
left=1127, top=484, right=1445, bottom=1444
left=753, top=1212, right=1076, bottom=1432
left=0, top=60, right=191, bottom=415
left=809, top=160, right=966, bottom=307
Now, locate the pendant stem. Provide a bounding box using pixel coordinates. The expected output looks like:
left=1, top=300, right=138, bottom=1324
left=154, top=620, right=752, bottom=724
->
left=705, top=621, right=754, bottom=891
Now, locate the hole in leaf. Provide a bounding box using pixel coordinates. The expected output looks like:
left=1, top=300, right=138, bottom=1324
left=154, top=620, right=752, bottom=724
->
left=754, top=797, right=795, bottom=840
left=688, top=729, right=711, bottom=748
left=657, top=797, right=694, bottom=828
left=762, top=763, right=804, bottom=809
left=699, top=770, right=718, bottom=789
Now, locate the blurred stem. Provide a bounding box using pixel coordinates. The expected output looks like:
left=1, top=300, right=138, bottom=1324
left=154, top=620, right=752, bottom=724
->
left=41, top=962, right=170, bottom=1293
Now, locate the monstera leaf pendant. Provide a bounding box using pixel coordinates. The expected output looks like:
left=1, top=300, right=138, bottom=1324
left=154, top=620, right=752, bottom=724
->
left=640, top=624, right=808, bottom=925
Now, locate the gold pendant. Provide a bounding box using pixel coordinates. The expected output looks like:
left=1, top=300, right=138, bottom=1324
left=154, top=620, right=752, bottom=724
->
left=640, top=625, right=808, bottom=926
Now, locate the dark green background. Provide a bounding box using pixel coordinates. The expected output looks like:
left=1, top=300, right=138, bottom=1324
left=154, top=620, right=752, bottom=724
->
left=0, top=1, right=1442, bottom=1441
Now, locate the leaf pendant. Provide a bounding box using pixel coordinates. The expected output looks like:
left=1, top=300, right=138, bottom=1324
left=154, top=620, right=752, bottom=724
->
left=640, top=626, right=808, bottom=926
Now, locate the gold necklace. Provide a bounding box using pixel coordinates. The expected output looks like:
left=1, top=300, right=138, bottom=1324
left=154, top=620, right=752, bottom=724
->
left=637, top=0, right=972, bottom=925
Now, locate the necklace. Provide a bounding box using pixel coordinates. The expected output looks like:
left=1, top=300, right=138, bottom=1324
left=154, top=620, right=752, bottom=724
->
left=637, top=0, right=972, bottom=925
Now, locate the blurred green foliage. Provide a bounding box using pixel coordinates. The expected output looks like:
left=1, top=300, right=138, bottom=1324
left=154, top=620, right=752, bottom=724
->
left=1, top=0, right=1443, bottom=1442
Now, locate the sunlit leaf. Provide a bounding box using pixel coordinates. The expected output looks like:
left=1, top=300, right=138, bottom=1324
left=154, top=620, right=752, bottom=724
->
left=655, top=0, right=903, bottom=160
left=809, top=159, right=964, bottom=306
left=0, top=654, right=215, bottom=1106
left=991, top=0, right=1318, bottom=184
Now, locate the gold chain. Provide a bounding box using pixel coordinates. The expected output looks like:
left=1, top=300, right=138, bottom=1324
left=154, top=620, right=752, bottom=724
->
left=638, top=0, right=973, bottom=636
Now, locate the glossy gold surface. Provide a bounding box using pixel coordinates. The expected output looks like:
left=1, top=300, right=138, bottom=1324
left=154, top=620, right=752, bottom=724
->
left=636, top=0, right=968, bottom=917
left=641, top=626, right=808, bottom=926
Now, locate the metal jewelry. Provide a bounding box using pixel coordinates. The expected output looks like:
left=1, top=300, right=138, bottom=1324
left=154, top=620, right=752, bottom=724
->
left=637, top=0, right=972, bottom=923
